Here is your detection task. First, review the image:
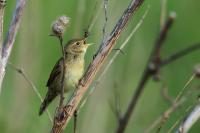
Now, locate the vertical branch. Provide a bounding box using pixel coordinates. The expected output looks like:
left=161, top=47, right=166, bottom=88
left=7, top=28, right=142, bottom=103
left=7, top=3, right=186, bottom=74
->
left=58, top=36, right=65, bottom=108
left=51, top=0, right=145, bottom=132
left=160, top=0, right=167, bottom=29
left=0, top=0, right=26, bottom=93
left=102, top=0, right=108, bottom=41
left=0, top=0, right=6, bottom=49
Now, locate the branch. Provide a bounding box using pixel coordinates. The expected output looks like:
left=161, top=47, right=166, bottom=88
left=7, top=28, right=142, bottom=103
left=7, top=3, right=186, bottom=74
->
left=58, top=36, right=65, bottom=108
left=160, top=0, right=167, bottom=29
left=145, top=73, right=195, bottom=133
left=115, top=12, right=176, bottom=133
left=50, top=0, right=145, bottom=132
left=176, top=103, right=200, bottom=133
left=175, top=67, right=200, bottom=133
left=102, top=0, right=108, bottom=41
left=79, top=6, right=149, bottom=117
left=0, top=0, right=26, bottom=93
left=87, top=1, right=103, bottom=32
left=160, top=43, right=200, bottom=67
left=144, top=99, right=184, bottom=133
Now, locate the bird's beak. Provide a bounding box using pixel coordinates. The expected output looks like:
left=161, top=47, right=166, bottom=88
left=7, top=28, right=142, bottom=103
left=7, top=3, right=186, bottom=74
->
left=86, top=43, right=94, bottom=46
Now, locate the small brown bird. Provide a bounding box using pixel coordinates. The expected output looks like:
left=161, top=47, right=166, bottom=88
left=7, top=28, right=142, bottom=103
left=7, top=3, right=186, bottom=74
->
left=39, top=38, right=92, bottom=116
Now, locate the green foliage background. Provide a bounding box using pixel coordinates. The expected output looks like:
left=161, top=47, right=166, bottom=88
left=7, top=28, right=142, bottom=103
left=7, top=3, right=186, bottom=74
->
left=0, top=0, right=200, bottom=133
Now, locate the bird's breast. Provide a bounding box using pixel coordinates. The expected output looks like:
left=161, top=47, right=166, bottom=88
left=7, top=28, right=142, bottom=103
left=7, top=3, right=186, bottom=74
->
left=64, top=60, right=84, bottom=91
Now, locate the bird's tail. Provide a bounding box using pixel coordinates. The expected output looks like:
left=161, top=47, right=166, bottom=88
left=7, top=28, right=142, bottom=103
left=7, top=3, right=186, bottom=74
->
left=39, top=91, right=56, bottom=116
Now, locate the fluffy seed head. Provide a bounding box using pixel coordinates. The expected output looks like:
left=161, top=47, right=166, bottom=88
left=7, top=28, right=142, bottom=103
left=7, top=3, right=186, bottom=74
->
left=58, top=16, right=70, bottom=26
left=51, top=15, right=70, bottom=37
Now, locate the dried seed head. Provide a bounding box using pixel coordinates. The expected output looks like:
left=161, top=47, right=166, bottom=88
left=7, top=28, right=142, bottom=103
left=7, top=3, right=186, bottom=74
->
left=58, top=15, right=70, bottom=26
left=0, top=0, right=6, bottom=7
left=51, top=22, right=65, bottom=37
left=50, top=15, right=70, bottom=37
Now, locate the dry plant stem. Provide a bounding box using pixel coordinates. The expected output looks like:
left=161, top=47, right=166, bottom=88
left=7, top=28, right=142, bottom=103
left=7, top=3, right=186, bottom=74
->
left=176, top=104, right=200, bottom=133
left=79, top=7, right=149, bottom=113
left=0, top=0, right=6, bottom=49
left=102, top=0, right=108, bottom=41
left=87, top=0, right=103, bottom=32
left=160, top=0, right=167, bottom=29
left=169, top=101, right=198, bottom=132
left=8, top=62, right=53, bottom=122
left=74, top=110, right=78, bottom=133
left=145, top=100, right=186, bottom=133
left=51, top=0, right=145, bottom=132
left=146, top=100, right=183, bottom=132
left=0, top=0, right=26, bottom=93
left=169, top=99, right=196, bottom=133
left=160, top=43, right=200, bottom=67
left=161, top=84, right=174, bottom=105
left=58, top=36, right=65, bottom=108
left=145, top=74, right=195, bottom=133
left=174, top=74, right=195, bottom=102
left=116, top=13, right=175, bottom=133
left=167, top=118, right=180, bottom=133
left=176, top=95, right=200, bottom=132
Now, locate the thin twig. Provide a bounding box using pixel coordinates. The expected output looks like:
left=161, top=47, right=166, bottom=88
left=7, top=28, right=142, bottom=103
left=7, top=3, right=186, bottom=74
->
left=112, top=86, right=122, bottom=120
left=176, top=106, right=200, bottom=133
left=175, top=74, right=195, bottom=102
left=8, top=62, right=53, bottom=122
left=160, top=0, right=167, bottom=29
left=87, top=1, right=103, bottom=32
left=167, top=102, right=194, bottom=133
left=102, top=0, right=108, bottom=41
left=167, top=118, right=180, bottom=133
left=0, top=0, right=6, bottom=49
left=161, top=83, right=174, bottom=105
left=116, top=12, right=176, bottom=133
left=156, top=100, right=185, bottom=133
left=145, top=100, right=185, bottom=133
left=78, top=6, right=149, bottom=115
left=50, top=0, right=145, bottom=132
left=74, top=110, right=78, bottom=133
left=168, top=100, right=197, bottom=133
left=145, top=74, right=195, bottom=133
left=0, top=0, right=26, bottom=93
left=160, top=43, right=200, bottom=67
left=58, top=36, right=65, bottom=109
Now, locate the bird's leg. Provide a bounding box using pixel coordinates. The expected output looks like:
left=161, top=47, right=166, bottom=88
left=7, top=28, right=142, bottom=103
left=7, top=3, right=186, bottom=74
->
left=78, top=79, right=85, bottom=87
left=74, top=109, right=78, bottom=133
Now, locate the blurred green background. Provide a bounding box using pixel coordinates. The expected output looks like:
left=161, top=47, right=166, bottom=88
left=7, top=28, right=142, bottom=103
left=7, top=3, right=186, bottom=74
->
left=0, top=0, right=200, bottom=133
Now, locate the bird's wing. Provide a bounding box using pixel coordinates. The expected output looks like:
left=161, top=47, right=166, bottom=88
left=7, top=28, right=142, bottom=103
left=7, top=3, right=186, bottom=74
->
left=46, top=57, right=63, bottom=87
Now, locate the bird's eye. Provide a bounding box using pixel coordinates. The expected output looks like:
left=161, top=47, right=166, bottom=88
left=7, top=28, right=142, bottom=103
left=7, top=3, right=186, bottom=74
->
left=76, top=42, right=80, bottom=46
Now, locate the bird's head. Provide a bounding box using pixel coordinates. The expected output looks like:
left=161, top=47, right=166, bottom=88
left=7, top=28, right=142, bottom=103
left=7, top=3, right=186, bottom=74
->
left=65, top=38, right=93, bottom=55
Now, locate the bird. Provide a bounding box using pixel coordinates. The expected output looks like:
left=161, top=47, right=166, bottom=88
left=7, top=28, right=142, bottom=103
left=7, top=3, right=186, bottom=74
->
left=39, top=38, right=93, bottom=116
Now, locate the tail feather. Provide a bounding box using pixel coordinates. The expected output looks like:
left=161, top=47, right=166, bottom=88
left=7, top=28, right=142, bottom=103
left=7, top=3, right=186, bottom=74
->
left=39, top=91, right=56, bottom=116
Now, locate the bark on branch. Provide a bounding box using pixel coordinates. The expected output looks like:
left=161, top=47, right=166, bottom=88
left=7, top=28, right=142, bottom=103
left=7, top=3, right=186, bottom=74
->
left=51, top=0, right=145, bottom=132
left=0, top=0, right=26, bottom=93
